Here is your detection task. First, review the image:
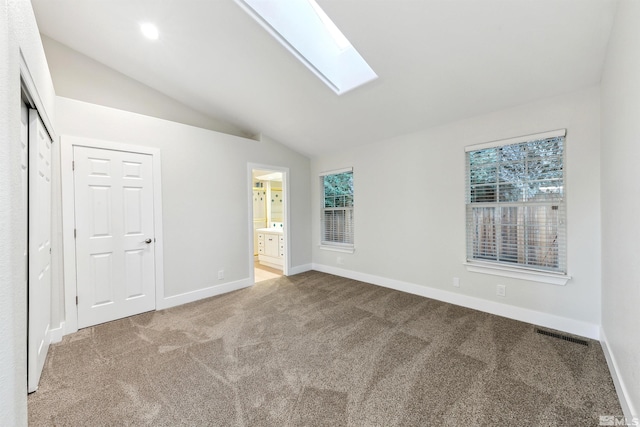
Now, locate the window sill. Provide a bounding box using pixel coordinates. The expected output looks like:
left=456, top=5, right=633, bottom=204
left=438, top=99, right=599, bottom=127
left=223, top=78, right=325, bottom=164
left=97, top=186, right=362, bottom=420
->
left=319, top=245, right=355, bottom=254
left=463, top=261, right=571, bottom=286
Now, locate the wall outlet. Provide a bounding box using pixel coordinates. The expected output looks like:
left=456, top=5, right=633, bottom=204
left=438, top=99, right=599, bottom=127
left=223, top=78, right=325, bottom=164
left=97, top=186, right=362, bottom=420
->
left=496, top=284, right=506, bottom=297
left=452, top=277, right=460, bottom=287
left=218, top=269, right=224, bottom=280
left=337, top=256, right=344, bottom=265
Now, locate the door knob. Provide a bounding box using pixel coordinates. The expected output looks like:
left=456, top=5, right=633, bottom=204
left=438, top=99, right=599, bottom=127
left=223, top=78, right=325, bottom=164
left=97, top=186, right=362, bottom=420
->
left=144, top=238, right=152, bottom=244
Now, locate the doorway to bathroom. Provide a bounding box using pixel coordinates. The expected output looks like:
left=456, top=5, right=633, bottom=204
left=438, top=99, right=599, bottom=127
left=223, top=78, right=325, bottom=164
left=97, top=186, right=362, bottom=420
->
left=249, top=165, right=289, bottom=283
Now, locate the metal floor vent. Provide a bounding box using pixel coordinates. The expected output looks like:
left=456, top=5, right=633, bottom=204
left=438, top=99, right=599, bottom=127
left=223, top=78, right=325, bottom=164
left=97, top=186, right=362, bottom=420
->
left=535, top=328, right=589, bottom=346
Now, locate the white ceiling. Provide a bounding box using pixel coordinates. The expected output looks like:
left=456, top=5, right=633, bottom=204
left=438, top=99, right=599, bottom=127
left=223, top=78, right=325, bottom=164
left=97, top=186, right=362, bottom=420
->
left=32, top=0, right=617, bottom=158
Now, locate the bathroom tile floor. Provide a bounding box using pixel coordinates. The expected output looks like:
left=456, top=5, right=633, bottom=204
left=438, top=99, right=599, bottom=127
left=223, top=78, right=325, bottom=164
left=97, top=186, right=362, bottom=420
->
left=254, top=260, right=282, bottom=283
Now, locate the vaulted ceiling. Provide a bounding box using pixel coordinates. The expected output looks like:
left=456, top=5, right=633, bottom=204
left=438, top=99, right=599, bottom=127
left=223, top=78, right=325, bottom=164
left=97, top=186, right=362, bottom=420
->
left=32, top=0, right=617, bottom=157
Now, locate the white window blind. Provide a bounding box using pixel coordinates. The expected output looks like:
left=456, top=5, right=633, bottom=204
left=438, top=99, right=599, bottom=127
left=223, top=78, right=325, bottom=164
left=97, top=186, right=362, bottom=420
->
left=465, top=130, right=567, bottom=274
left=321, top=168, right=354, bottom=247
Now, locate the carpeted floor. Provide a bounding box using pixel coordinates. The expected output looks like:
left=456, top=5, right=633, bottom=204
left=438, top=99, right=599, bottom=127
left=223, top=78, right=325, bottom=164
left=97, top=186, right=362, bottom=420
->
left=28, top=271, right=622, bottom=426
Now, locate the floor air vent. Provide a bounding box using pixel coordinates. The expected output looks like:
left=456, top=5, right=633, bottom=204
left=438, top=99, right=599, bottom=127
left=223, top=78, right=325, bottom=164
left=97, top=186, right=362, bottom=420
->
left=535, top=328, right=589, bottom=346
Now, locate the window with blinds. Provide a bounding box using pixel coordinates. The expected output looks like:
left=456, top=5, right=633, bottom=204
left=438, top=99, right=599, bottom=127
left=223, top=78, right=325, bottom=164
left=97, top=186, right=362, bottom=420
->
left=321, top=169, right=354, bottom=248
left=465, top=130, right=566, bottom=274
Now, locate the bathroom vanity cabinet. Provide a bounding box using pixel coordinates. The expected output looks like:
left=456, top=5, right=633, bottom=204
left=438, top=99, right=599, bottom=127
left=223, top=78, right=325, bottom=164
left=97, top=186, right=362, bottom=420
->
left=257, top=229, right=284, bottom=270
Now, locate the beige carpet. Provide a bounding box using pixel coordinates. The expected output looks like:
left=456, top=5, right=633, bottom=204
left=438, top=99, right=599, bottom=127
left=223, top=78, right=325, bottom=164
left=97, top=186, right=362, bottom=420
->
left=29, top=271, right=622, bottom=426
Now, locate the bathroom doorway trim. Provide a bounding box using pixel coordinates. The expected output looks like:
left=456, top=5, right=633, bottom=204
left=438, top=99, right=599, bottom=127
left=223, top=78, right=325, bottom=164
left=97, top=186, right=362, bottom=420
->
left=247, top=163, right=290, bottom=282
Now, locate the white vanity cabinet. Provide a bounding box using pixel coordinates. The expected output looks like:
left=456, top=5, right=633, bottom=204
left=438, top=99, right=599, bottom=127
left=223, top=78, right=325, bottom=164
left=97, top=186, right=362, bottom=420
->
left=257, top=229, right=284, bottom=270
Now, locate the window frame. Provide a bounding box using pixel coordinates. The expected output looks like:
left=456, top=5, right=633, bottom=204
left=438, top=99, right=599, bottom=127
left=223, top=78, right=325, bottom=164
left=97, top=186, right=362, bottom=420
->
left=319, top=167, right=354, bottom=252
left=464, top=129, right=571, bottom=285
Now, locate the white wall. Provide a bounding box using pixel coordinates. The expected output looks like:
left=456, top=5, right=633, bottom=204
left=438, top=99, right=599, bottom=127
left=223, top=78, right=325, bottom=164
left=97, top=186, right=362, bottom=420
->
left=0, top=0, right=56, bottom=425
left=55, top=97, right=311, bottom=304
left=41, top=35, right=251, bottom=139
left=601, top=0, right=640, bottom=420
left=312, top=86, right=602, bottom=338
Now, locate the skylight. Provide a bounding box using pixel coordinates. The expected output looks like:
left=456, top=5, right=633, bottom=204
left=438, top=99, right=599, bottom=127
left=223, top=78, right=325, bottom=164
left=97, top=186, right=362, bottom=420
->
left=235, top=0, right=378, bottom=95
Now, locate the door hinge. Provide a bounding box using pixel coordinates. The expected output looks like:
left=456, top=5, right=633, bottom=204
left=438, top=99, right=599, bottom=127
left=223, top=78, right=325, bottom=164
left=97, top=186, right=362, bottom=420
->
left=49, top=247, right=52, bottom=254
left=72, top=160, right=75, bottom=171
left=75, top=296, right=78, bottom=305
left=74, top=229, right=77, bottom=238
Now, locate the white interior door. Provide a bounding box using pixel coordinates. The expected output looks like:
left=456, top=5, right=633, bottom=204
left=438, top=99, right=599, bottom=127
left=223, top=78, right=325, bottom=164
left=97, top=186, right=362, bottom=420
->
left=74, top=146, right=156, bottom=329
left=27, top=109, right=52, bottom=393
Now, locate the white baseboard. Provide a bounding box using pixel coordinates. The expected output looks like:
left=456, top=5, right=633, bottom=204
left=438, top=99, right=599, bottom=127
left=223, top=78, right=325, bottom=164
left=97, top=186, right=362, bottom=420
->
left=158, top=278, right=254, bottom=310
left=49, top=321, right=65, bottom=343
left=288, top=263, right=312, bottom=275
left=311, top=263, right=600, bottom=340
left=600, top=327, right=637, bottom=423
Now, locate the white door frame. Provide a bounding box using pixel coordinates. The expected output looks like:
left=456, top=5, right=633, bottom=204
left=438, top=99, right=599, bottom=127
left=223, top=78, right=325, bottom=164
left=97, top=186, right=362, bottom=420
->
left=247, top=163, right=290, bottom=282
left=20, top=52, right=56, bottom=138
left=20, top=53, right=59, bottom=393
left=61, top=136, right=164, bottom=334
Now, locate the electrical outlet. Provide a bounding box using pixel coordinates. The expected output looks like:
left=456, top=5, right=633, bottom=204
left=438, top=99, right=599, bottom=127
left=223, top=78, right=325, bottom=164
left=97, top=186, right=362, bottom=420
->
left=452, top=277, right=460, bottom=288
left=337, top=256, right=344, bottom=265
left=496, top=284, right=506, bottom=297
left=218, top=269, right=224, bottom=280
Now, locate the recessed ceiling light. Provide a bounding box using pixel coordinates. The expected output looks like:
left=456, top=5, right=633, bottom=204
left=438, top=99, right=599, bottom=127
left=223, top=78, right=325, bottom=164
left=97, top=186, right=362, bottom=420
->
left=235, top=0, right=377, bottom=95
left=256, top=172, right=283, bottom=181
left=140, top=22, right=159, bottom=40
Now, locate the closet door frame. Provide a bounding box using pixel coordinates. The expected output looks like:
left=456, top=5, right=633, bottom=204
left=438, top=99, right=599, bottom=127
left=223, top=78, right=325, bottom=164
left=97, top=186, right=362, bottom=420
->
left=21, top=53, right=59, bottom=393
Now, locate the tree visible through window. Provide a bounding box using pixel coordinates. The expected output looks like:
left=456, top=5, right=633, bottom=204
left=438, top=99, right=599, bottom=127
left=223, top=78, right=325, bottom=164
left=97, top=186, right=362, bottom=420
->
left=321, top=169, right=354, bottom=247
left=466, top=132, right=566, bottom=273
